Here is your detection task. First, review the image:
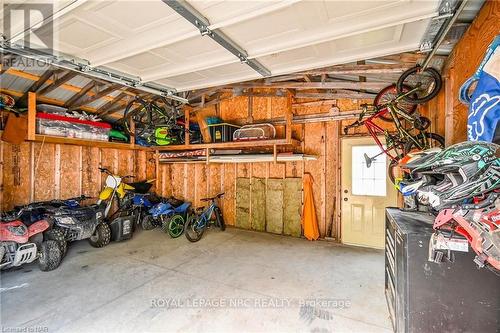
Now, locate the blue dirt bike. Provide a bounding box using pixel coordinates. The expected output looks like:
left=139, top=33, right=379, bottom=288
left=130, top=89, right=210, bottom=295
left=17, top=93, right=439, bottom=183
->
left=142, top=197, right=191, bottom=238
left=184, top=193, right=225, bottom=242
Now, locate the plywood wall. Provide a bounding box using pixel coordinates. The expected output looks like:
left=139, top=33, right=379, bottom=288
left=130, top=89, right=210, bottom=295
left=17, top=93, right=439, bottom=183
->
left=0, top=141, right=155, bottom=211
left=155, top=95, right=388, bottom=240
left=439, top=0, right=500, bottom=144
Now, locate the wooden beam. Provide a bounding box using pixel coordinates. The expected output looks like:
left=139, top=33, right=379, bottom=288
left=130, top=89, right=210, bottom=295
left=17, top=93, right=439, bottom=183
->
left=27, top=92, right=36, bottom=140
left=96, top=90, right=129, bottom=116
left=69, top=84, right=121, bottom=110
left=0, top=87, right=117, bottom=119
left=299, top=63, right=411, bottom=76
left=285, top=92, right=293, bottom=141
left=184, top=107, right=190, bottom=145
left=37, top=71, right=78, bottom=96
left=295, top=92, right=375, bottom=99
left=19, top=69, right=55, bottom=104
left=227, top=81, right=388, bottom=90
left=64, top=82, right=96, bottom=108
left=293, top=100, right=337, bottom=107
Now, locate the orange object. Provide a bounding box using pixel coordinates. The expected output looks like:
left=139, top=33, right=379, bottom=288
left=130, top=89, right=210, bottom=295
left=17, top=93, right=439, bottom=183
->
left=302, top=173, right=319, bottom=240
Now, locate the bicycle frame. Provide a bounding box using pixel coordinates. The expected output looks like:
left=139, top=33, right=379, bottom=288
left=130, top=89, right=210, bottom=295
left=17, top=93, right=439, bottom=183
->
left=194, top=201, right=217, bottom=230
left=356, top=87, right=429, bottom=162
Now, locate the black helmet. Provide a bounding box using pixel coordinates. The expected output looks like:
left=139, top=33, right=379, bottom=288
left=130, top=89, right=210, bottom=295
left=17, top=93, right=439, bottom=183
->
left=404, top=141, right=499, bottom=210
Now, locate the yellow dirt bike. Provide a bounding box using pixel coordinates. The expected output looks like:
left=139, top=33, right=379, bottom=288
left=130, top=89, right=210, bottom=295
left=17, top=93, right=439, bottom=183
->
left=97, top=167, right=155, bottom=219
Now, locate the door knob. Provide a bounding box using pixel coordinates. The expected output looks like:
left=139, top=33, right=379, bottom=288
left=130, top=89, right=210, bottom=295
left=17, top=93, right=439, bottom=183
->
left=343, top=198, right=348, bottom=201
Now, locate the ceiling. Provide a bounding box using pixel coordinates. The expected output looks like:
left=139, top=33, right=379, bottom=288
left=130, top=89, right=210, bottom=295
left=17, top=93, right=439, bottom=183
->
left=3, top=0, right=447, bottom=92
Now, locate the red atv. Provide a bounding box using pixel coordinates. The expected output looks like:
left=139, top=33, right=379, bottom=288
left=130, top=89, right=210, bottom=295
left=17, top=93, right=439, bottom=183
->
left=0, top=209, right=62, bottom=271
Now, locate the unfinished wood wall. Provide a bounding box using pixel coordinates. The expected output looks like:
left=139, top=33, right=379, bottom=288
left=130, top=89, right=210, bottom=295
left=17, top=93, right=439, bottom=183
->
left=440, top=0, right=500, bottom=144
left=155, top=95, right=379, bottom=240
left=0, top=141, right=155, bottom=211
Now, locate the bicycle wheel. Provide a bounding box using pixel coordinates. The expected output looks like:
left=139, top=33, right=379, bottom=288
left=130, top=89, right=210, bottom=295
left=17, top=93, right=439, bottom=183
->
left=215, top=207, right=225, bottom=231
left=396, top=66, right=442, bottom=104
left=123, top=97, right=151, bottom=136
left=184, top=214, right=205, bottom=242
left=374, top=84, right=417, bottom=122
left=404, top=132, right=445, bottom=154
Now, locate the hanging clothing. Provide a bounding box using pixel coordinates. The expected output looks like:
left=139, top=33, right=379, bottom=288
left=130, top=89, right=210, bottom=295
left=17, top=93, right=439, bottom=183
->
left=302, top=173, right=319, bottom=241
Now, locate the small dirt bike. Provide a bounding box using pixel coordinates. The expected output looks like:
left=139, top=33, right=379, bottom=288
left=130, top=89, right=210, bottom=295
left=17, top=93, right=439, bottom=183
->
left=0, top=209, right=62, bottom=271
left=184, top=193, right=225, bottom=242
left=97, top=167, right=155, bottom=220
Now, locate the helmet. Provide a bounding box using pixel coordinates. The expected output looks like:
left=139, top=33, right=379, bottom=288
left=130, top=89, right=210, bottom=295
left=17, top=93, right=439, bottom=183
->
left=402, top=141, right=500, bottom=210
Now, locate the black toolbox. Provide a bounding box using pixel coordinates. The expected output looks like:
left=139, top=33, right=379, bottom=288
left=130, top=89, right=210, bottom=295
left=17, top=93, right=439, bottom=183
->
left=385, top=208, right=499, bottom=333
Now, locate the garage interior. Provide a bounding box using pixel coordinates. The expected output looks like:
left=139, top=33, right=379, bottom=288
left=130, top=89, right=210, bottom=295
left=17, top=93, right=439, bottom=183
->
left=0, top=1, right=499, bottom=332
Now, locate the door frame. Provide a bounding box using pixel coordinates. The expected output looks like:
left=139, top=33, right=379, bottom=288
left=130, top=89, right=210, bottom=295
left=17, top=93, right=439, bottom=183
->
left=339, top=135, right=397, bottom=249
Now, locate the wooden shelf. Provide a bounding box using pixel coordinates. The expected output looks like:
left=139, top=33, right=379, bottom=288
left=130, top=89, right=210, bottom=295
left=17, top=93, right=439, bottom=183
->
left=32, top=135, right=146, bottom=150
left=151, top=138, right=301, bottom=151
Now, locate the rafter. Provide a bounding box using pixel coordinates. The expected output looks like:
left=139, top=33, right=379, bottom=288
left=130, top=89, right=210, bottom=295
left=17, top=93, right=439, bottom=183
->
left=97, top=91, right=130, bottom=116
left=299, top=63, right=411, bottom=76
left=64, top=82, right=97, bottom=108
left=226, top=81, right=388, bottom=90
left=18, top=69, right=56, bottom=105
left=37, top=71, right=78, bottom=96
left=69, top=84, right=121, bottom=110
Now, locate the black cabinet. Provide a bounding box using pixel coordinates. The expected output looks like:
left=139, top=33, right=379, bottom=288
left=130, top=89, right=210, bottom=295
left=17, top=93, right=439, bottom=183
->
left=385, top=208, right=499, bottom=333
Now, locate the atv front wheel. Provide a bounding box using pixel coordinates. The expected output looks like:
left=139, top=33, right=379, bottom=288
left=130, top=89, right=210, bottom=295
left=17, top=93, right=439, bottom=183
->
left=44, top=229, right=67, bottom=257
left=165, top=214, right=185, bottom=238
left=38, top=240, right=62, bottom=271
left=142, top=215, right=155, bottom=230
left=88, top=223, right=111, bottom=248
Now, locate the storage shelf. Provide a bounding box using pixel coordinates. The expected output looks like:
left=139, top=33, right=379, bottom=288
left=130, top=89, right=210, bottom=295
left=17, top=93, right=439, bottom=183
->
left=31, top=135, right=146, bottom=150
left=151, top=138, right=301, bottom=151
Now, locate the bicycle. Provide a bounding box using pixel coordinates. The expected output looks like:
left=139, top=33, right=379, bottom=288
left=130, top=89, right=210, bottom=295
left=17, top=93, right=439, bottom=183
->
left=121, top=96, right=188, bottom=145
left=184, top=193, right=225, bottom=242
left=343, top=66, right=445, bottom=183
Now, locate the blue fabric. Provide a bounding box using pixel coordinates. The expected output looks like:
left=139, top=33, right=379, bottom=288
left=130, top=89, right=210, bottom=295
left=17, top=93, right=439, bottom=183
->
left=467, top=71, right=500, bottom=142
left=460, top=35, right=500, bottom=143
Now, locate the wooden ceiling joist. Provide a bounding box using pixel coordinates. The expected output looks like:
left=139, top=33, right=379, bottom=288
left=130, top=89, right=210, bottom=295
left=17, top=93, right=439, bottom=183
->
left=97, top=90, right=129, bottom=116
left=228, top=81, right=388, bottom=90
left=37, top=71, right=78, bottom=96
left=69, top=84, right=121, bottom=110
left=299, top=63, right=411, bottom=76
left=18, top=69, right=56, bottom=105
left=294, top=92, right=375, bottom=100
left=64, top=82, right=97, bottom=108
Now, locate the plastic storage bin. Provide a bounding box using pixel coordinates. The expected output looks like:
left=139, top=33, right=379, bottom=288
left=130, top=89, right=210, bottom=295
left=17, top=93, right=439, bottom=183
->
left=233, top=123, right=276, bottom=141
left=208, top=123, right=241, bottom=142
left=36, top=112, right=111, bottom=141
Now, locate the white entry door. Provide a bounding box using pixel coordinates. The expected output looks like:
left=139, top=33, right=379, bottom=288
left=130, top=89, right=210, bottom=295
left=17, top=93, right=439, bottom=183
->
left=341, top=137, right=398, bottom=249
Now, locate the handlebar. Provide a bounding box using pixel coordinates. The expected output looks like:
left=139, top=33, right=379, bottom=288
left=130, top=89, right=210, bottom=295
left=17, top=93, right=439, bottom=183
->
left=99, top=167, right=134, bottom=179
left=200, top=193, right=225, bottom=202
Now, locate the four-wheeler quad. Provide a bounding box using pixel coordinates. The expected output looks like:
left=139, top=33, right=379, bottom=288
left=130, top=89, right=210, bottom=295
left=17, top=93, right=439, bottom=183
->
left=0, top=209, right=62, bottom=271
left=19, top=196, right=111, bottom=249
left=142, top=197, right=191, bottom=238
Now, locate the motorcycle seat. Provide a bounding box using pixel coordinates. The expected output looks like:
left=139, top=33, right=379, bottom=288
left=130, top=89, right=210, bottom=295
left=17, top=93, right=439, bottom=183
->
left=125, top=181, right=153, bottom=194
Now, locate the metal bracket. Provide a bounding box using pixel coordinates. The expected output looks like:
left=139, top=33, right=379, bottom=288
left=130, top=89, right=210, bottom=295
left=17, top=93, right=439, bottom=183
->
left=162, top=0, right=271, bottom=77
left=0, top=41, right=188, bottom=103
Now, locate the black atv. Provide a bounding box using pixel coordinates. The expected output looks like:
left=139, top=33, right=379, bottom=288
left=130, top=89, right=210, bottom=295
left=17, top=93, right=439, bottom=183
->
left=16, top=196, right=111, bottom=254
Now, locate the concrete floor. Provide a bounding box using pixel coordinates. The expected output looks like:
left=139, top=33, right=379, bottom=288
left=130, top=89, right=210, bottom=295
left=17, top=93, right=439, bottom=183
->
left=1, top=228, right=392, bottom=333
